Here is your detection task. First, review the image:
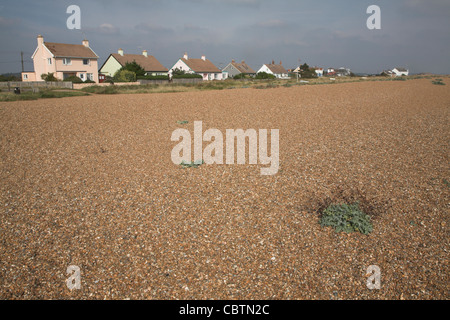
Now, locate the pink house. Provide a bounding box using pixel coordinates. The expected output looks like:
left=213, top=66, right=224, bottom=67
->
left=22, top=35, right=100, bottom=83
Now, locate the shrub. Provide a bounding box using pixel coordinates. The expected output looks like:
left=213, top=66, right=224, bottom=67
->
left=63, top=76, right=83, bottom=83
left=113, top=69, right=136, bottom=82
left=320, top=202, right=373, bottom=235
left=137, top=75, right=170, bottom=80
left=233, top=73, right=248, bottom=79
left=121, top=61, right=146, bottom=78
left=255, top=72, right=276, bottom=80
left=0, top=74, right=21, bottom=82
left=171, top=67, right=186, bottom=76
left=172, top=73, right=203, bottom=79
left=41, top=73, right=58, bottom=82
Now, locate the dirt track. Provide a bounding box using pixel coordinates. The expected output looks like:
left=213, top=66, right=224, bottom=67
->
left=0, top=79, right=448, bottom=299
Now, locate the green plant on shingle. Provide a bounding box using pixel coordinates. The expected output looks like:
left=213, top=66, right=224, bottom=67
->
left=320, top=202, right=373, bottom=235
left=177, top=120, right=189, bottom=125
left=180, top=160, right=205, bottom=168
left=432, top=79, right=445, bottom=85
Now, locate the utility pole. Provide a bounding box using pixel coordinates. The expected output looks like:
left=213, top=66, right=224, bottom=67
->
left=21, top=51, right=24, bottom=72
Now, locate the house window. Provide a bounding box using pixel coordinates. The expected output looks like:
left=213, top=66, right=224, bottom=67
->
left=79, top=73, right=85, bottom=80
left=47, top=58, right=52, bottom=65
left=63, top=58, right=72, bottom=65
left=23, top=74, right=28, bottom=80
left=83, top=59, right=90, bottom=65
left=87, top=73, right=93, bottom=81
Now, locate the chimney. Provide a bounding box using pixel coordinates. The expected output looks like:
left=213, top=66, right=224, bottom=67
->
left=232, top=59, right=235, bottom=63
left=118, top=48, right=124, bottom=56
left=272, top=59, right=275, bottom=65
left=82, top=39, right=89, bottom=47
left=241, top=60, right=245, bottom=64
left=280, top=60, right=282, bottom=65
left=183, top=52, right=188, bottom=60
left=201, top=55, right=206, bottom=61
left=37, top=35, right=44, bottom=47
left=143, top=50, right=148, bottom=57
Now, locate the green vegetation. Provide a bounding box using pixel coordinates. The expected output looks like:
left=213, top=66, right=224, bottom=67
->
left=177, top=120, right=189, bottom=125
left=0, top=74, right=21, bottom=82
left=432, top=79, right=445, bottom=85
left=63, top=75, right=83, bottom=83
left=113, top=69, right=137, bottom=82
left=173, top=74, right=203, bottom=79
left=443, top=179, right=450, bottom=187
left=298, top=63, right=318, bottom=79
left=81, top=85, right=120, bottom=94
left=171, top=67, right=203, bottom=79
left=2, top=74, right=443, bottom=101
left=180, top=160, right=205, bottom=168
left=320, top=202, right=373, bottom=235
left=122, top=61, right=146, bottom=77
left=233, top=73, right=252, bottom=79
left=138, top=75, right=170, bottom=80
left=255, top=72, right=276, bottom=80
left=0, top=89, right=89, bottom=102
left=41, top=72, right=58, bottom=82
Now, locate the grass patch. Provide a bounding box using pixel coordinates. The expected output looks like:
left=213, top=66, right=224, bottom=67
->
left=0, top=90, right=89, bottom=102
left=81, top=86, right=120, bottom=94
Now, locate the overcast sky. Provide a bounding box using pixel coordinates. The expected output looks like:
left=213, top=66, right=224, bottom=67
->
left=0, top=0, right=449, bottom=74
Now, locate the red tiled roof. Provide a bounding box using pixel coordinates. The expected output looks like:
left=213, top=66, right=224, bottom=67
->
left=111, top=53, right=168, bottom=72
left=231, top=61, right=255, bottom=74
left=265, top=63, right=288, bottom=75
left=181, top=58, right=221, bottom=73
left=44, top=42, right=98, bottom=58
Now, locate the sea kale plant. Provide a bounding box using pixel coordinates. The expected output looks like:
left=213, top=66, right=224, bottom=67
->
left=320, top=202, right=373, bottom=235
